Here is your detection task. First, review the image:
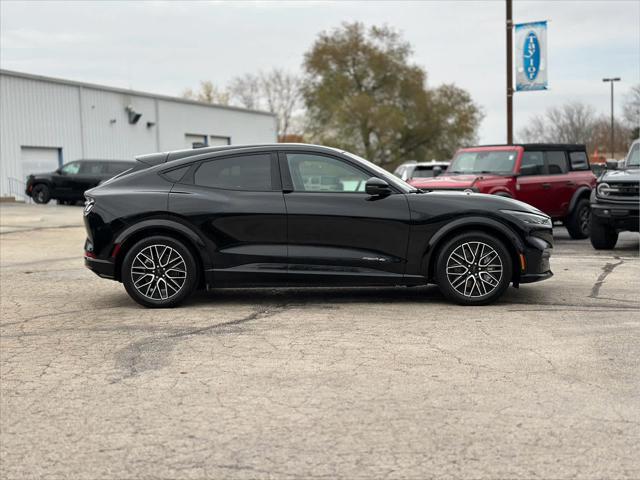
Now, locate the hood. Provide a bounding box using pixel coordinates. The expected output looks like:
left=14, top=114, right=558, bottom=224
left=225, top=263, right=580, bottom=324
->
left=600, top=168, right=640, bottom=182
left=409, top=173, right=504, bottom=189
left=408, top=190, right=547, bottom=217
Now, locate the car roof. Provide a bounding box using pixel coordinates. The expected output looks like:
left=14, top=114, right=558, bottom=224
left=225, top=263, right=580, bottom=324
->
left=460, top=144, right=587, bottom=152
left=136, top=143, right=346, bottom=166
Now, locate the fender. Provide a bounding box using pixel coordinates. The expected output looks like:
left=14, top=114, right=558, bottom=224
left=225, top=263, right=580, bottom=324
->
left=422, top=216, right=525, bottom=276
left=114, top=217, right=213, bottom=269
left=568, top=186, right=592, bottom=213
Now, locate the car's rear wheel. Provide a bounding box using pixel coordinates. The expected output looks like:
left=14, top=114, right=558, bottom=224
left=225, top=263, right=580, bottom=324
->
left=589, top=214, right=618, bottom=250
left=565, top=198, right=590, bottom=239
left=435, top=231, right=513, bottom=306
left=31, top=184, right=50, bottom=204
left=122, top=236, right=197, bottom=308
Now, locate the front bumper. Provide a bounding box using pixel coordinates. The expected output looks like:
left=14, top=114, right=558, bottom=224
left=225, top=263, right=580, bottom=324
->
left=591, top=202, right=640, bottom=232
left=519, top=233, right=553, bottom=285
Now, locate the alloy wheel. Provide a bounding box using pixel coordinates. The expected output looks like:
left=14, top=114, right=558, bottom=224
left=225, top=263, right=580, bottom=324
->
left=446, top=241, right=503, bottom=298
left=130, top=244, right=187, bottom=301
left=579, top=206, right=590, bottom=235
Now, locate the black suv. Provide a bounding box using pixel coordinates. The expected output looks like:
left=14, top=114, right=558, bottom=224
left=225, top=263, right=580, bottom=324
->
left=83, top=144, right=553, bottom=308
left=590, top=139, right=640, bottom=249
left=26, top=159, right=135, bottom=205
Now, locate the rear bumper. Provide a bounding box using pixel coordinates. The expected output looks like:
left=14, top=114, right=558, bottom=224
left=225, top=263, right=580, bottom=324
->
left=84, top=255, right=116, bottom=279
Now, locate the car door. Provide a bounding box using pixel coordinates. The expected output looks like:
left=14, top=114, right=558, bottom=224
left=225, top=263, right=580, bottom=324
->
left=168, top=152, right=287, bottom=286
left=516, top=150, right=554, bottom=214
left=76, top=161, right=108, bottom=196
left=280, top=151, right=411, bottom=285
left=544, top=150, right=572, bottom=217
left=52, top=161, right=82, bottom=198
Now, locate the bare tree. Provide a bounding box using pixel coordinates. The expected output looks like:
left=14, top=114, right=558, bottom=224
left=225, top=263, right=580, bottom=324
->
left=228, top=69, right=303, bottom=140
left=519, top=102, right=597, bottom=145
left=623, top=83, right=640, bottom=136
left=182, top=81, right=230, bottom=105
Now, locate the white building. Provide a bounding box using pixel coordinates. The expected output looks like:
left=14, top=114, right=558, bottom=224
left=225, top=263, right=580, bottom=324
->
left=0, top=69, right=277, bottom=200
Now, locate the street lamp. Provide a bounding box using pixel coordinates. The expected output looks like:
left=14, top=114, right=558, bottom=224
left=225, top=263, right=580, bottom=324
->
left=602, top=77, right=621, bottom=159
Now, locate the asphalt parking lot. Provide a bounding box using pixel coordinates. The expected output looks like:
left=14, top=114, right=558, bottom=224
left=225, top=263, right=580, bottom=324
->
left=1, top=203, right=639, bottom=479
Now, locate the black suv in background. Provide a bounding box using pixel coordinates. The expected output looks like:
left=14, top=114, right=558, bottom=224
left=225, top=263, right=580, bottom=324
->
left=26, top=159, right=135, bottom=204
left=590, top=139, right=640, bottom=249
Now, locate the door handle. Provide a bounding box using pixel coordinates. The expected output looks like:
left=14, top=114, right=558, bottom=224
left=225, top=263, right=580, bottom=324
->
left=542, top=183, right=551, bottom=189
left=566, top=181, right=576, bottom=186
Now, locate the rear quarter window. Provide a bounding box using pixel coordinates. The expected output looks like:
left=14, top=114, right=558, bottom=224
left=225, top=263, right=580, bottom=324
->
left=569, top=152, right=589, bottom=171
left=194, top=154, right=272, bottom=191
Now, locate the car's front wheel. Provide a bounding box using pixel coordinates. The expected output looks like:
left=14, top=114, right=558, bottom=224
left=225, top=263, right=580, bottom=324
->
left=589, top=214, right=618, bottom=250
left=31, top=184, right=50, bottom=204
left=122, top=236, right=198, bottom=308
left=435, top=231, right=513, bottom=306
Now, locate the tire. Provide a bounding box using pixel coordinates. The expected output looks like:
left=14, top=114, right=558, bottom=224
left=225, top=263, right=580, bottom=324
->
left=565, top=198, right=590, bottom=239
left=122, top=235, right=198, bottom=308
left=435, top=231, right=513, bottom=306
left=31, top=184, right=51, bottom=204
left=589, top=214, right=618, bottom=250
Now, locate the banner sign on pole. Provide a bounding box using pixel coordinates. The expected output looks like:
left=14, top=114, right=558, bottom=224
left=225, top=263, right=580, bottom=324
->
left=515, top=21, right=548, bottom=91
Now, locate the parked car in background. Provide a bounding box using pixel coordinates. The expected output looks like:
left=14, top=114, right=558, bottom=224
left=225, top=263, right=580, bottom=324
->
left=590, top=139, right=640, bottom=249
left=393, top=160, right=450, bottom=182
left=26, top=159, right=135, bottom=204
left=410, top=144, right=597, bottom=239
left=83, top=144, right=553, bottom=308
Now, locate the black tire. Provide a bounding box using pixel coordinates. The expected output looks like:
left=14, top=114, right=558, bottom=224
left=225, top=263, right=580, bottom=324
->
left=565, top=198, right=590, bottom=239
left=435, top=231, right=513, bottom=306
left=122, top=235, right=198, bottom=308
left=31, top=184, right=51, bottom=204
left=589, top=214, right=618, bottom=250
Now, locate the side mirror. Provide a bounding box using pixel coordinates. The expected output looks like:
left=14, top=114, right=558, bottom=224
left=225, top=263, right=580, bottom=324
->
left=432, top=166, right=443, bottom=177
left=365, top=177, right=392, bottom=196
left=605, top=160, right=618, bottom=170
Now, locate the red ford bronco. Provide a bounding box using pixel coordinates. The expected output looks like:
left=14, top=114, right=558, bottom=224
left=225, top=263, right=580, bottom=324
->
left=409, top=144, right=597, bottom=239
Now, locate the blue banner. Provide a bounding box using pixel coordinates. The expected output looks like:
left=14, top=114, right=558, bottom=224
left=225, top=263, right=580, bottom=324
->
left=515, top=21, right=548, bottom=91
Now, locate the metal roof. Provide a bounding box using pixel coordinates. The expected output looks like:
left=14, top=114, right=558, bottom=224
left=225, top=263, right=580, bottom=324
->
left=0, top=69, right=275, bottom=118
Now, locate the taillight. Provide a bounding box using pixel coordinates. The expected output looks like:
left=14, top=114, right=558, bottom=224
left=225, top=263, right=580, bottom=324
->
left=111, top=244, right=122, bottom=259
left=84, top=251, right=96, bottom=259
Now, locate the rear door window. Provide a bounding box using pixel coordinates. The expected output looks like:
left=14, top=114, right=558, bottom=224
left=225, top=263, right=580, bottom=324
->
left=79, top=162, right=106, bottom=175
left=519, top=151, right=546, bottom=176
left=568, top=152, right=589, bottom=171
left=546, top=151, right=568, bottom=174
left=194, top=154, right=272, bottom=191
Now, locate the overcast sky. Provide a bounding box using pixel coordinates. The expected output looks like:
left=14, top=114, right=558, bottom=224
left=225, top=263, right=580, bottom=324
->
left=1, top=0, right=639, bottom=144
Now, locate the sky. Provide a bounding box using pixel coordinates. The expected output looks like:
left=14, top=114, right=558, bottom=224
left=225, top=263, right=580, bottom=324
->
left=1, top=0, right=639, bottom=144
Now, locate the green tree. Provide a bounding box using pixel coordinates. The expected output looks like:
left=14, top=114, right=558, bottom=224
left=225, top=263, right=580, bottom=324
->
left=302, top=22, right=482, bottom=167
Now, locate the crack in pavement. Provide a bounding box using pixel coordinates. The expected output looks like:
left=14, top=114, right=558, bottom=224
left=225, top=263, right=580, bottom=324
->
left=589, top=259, right=625, bottom=299
left=112, top=304, right=287, bottom=380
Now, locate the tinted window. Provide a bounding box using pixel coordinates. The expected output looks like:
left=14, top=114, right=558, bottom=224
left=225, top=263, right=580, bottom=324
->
left=80, top=162, right=106, bottom=175
left=107, top=162, right=133, bottom=175
left=194, top=154, right=271, bottom=191
left=568, top=152, right=589, bottom=171
left=163, top=166, right=190, bottom=183
left=546, top=151, right=568, bottom=174
left=287, top=154, right=369, bottom=192
left=519, top=151, right=545, bottom=176
left=413, top=166, right=436, bottom=178
left=60, top=162, right=80, bottom=175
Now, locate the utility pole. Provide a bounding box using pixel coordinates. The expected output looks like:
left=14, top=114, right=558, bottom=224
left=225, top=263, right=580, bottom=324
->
left=602, top=77, right=621, bottom=159
left=506, top=0, right=513, bottom=145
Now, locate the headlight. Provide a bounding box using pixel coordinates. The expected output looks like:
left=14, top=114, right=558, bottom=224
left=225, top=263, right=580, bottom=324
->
left=83, top=197, right=95, bottom=216
left=597, top=182, right=618, bottom=196
left=500, top=209, right=552, bottom=227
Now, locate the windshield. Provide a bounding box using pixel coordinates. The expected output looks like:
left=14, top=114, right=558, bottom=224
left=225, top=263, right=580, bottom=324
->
left=627, top=143, right=639, bottom=167
left=342, top=152, right=416, bottom=193
left=449, top=150, right=518, bottom=174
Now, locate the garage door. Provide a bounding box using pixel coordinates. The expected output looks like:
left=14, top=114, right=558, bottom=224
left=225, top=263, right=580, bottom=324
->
left=21, top=147, right=60, bottom=178
left=185, top=134, right=207, bottom=149
left=209, top=135, right=230, bottom=146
